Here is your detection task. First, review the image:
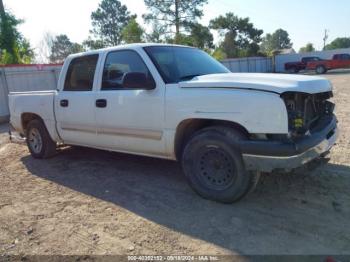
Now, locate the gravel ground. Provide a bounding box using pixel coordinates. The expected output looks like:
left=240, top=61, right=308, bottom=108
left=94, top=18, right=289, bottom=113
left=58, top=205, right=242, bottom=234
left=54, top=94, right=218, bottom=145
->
left=0, top=71, right=349, bottom=258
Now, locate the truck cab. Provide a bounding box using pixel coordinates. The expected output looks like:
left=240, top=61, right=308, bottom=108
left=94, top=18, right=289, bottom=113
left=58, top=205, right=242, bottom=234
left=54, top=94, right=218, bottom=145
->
left=284, top=56, right=322, bottom=73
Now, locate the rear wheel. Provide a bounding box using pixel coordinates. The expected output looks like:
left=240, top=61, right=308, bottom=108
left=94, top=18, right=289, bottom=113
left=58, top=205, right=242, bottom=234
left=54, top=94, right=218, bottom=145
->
left=26, top=119, right=57, bottom=159
left=316, top=65, right=327, bottom=74
left=181, top=126, right=260, bottom=203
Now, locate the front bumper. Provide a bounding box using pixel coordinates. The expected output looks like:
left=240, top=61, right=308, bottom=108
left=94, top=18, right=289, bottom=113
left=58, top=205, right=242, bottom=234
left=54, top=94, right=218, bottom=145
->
left=241, top=115, right=338, bottom=172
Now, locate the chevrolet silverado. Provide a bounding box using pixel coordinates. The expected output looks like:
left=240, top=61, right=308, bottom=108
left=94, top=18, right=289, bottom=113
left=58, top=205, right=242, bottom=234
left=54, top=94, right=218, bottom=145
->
left=9, top=44, right=338, bottom=203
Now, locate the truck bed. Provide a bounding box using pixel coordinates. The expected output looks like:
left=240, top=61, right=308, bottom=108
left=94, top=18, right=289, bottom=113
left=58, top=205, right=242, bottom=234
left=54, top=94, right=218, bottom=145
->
left=8, top=90, right=57, bottom=137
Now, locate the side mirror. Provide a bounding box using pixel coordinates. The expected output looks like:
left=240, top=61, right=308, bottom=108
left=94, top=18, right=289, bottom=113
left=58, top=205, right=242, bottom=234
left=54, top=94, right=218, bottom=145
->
left=122, top=72, right=156, bottom=90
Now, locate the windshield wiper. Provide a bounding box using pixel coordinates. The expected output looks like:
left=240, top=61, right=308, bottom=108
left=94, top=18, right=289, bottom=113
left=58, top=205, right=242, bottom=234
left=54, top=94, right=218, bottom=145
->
left=179, top=74, right=203, bottom=81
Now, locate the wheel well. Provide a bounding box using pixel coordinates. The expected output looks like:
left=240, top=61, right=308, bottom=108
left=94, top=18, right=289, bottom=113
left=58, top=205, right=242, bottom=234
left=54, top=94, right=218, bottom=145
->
left=21, top=113, right=43, bottom=132
left=174, top=119, right=249, bottom=160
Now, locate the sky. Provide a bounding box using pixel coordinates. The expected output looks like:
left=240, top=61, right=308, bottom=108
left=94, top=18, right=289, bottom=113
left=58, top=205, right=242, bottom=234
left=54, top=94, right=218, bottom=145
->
left=3, top=0, right=350, bottom=54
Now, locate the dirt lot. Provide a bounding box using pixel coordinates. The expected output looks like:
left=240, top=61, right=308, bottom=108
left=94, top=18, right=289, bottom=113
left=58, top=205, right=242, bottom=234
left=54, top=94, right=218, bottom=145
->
left=0, top=71, right=350, bottom=257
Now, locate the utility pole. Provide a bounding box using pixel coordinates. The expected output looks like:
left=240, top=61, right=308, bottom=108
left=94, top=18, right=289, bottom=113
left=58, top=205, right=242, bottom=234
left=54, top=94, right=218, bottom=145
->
left=323, top=29, right=329, bottom=50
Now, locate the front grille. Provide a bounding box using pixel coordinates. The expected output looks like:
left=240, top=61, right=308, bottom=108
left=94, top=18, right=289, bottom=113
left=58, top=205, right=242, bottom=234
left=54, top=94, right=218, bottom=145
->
left=281, top=91, right=334, bottom=137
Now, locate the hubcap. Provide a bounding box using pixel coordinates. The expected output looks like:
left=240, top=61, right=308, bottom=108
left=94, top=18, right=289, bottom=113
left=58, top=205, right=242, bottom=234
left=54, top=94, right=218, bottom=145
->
left=196, top=148, right=236, bottom=190
left=28, top=128, right=43, bottom=154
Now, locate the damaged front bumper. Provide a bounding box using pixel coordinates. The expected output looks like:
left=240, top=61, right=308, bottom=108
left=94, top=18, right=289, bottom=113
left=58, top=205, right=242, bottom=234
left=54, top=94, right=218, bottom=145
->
left=240, top=115, right=338, bottom=172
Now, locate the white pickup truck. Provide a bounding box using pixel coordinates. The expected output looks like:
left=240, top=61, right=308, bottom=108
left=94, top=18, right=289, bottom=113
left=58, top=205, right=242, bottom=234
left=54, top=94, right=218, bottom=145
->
left=9, top=43, right=338, bottom=203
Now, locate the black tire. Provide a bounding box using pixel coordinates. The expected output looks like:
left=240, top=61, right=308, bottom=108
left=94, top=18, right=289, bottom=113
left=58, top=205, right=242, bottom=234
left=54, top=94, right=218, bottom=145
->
left=316, top=65, right=327, bottom=74
left=181, top=126, right=260, bottom=203
left=26, top=119, right=57, bottom=159
left=288, top=67, right=299, bottom=74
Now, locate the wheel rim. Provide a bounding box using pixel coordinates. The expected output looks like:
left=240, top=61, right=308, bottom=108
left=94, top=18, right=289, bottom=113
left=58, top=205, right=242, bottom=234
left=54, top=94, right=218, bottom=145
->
left=195, top=147, right=237, bottom=190
left=28, top=128, right=43, bottom=154
left=317, top=67, right=323, bottom=73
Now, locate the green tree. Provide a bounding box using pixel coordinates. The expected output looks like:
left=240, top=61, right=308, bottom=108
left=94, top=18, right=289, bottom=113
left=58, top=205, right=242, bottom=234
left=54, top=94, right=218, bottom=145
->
left=90, top=0, right=134, bottom=46
left=82, top=37, right=105, bottom=50
left=0, top=5, right=33, bottom=64
left=146, top=21, right=166, bottom=43
left=49, top=35, right=84, bottom=63
left=260, top=29, right=292, bottom=55
left=325, top=37, right=350, bottom=50
left=188, top=22, right=213, bottom=50
left=143, top=0, right=208, bottom=43
left=211, top=47, right=227, bottom=61
left=166, top=33, right=193, bottom=45
left=16, top=38, right=33, bottom=64
left=299, top=43, right=315, bottom=53
left=121, top=18, right=144, bottom=43
left=166, top=23, right=213, bottom=50
left=210, top=13, right=263, bottom=58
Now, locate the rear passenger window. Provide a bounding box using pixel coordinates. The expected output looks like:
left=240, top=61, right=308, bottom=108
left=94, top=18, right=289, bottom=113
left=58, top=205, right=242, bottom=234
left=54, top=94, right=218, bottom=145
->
left=64, top=54, right=99, bottom=91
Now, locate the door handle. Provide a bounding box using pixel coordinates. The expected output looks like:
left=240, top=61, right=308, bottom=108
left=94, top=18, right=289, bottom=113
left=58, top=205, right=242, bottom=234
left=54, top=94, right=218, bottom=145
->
left=60, top=99, right=69, bottom=107
left=96, top=99, right=107, bottom=108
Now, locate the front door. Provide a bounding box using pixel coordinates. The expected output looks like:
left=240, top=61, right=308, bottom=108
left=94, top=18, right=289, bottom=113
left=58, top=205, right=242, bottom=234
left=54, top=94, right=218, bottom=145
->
left=55, top=54, right=99, bottom=146
left=94, top=49, right=166, bottom=156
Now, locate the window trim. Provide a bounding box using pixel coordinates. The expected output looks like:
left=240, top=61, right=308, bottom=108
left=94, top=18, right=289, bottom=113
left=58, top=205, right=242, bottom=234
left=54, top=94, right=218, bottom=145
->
left=100, top=49, right=156, bottom=91
left=63, top=54, right=99, bottom=92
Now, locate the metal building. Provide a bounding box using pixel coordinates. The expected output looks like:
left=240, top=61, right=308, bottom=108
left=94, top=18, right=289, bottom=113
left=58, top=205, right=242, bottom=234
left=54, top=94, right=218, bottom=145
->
left=221, top=57, right=273, bottom=73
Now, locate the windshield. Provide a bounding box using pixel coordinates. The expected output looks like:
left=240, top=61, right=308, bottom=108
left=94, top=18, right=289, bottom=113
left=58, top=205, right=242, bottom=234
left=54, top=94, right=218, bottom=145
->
left=144, top=46, right=230, bottom=84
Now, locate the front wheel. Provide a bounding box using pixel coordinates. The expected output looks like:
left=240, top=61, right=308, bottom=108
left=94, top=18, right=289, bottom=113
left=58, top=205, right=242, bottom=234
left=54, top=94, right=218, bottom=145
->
left=182, top=126, right=260, bottom=203
left=26, top=119, right=57, bottom=159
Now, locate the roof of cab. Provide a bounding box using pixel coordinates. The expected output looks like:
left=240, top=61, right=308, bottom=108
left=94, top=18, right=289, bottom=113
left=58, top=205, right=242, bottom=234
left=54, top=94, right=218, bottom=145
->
left=66, top=43, right=194, bottom=59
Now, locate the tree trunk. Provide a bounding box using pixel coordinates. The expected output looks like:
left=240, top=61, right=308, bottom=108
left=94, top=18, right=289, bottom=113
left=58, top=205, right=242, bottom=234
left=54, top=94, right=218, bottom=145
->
left=174, top=0, right=180, bottom=43
left=0, top=0, right=5, bottom=17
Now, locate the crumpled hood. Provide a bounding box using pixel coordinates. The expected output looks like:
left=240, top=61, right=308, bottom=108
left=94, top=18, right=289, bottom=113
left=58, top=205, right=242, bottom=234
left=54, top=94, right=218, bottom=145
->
left=179, top=73, right=332, bottom=94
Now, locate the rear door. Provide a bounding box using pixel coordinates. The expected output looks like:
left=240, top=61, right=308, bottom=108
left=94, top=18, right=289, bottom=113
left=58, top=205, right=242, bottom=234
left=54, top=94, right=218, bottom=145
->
left=55, top=54, right=100, bottom=146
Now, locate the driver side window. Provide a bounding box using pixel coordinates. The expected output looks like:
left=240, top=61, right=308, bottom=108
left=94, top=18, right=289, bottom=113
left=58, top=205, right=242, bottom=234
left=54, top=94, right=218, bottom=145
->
left=102, top=50, right=152, bottom=90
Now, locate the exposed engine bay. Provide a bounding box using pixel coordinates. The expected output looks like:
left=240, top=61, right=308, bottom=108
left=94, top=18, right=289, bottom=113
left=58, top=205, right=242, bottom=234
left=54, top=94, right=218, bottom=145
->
left=281, top=91, right=335, bottom=138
